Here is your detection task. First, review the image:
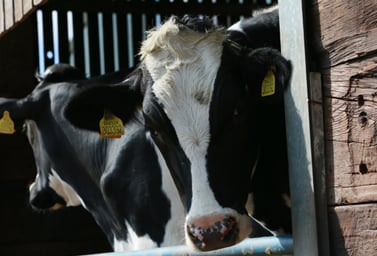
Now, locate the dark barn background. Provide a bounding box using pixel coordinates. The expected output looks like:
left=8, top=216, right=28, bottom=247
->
left=0, top=1, right=275, bottom=255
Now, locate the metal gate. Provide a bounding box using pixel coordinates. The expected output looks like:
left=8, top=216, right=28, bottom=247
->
left=36, top=0, right=276, bottom=76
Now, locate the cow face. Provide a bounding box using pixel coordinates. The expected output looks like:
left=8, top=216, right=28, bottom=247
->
left=65, top=16, right=291, bottom=251
left=0, top=64, right=85, bottom=211
left=25, top=120, right=81, bottom=210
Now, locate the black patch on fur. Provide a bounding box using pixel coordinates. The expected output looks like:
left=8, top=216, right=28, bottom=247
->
left=176, top=15, right=216, bottom=33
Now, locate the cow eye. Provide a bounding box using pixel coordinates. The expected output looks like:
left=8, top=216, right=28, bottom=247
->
left=150, top=129, right=159, bottom=138
left=233, top=96, right=248, bottom=118
left=22, top=123, right=27, bottom=134
left=233, top=105, right=245, bottom=117
left=147, top=126, right=161, bottom=140
left=23, top=122, right=36, bottom=145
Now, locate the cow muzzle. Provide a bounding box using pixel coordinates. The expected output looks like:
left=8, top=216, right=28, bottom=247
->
left=186, top=213, right=244, bottom=251
left=29, top=184, right=66, bottom=210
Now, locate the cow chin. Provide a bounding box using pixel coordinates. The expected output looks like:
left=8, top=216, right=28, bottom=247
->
left=185, top=211, right=252, bottom=251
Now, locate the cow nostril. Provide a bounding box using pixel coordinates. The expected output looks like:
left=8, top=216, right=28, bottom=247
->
left=187, top=216, right=239, bottom=251
left=222, top=220, right=239, bottom=242
left=29, top=188, right=66, bottom=210
left=30, top=193, right=52, bottom=209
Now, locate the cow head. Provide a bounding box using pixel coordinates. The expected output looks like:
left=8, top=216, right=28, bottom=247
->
left=65, top=16, right=291, bottom=251
left=26, top=119, right=82, bottom=210
left=0, top=64, right=85, bottom=211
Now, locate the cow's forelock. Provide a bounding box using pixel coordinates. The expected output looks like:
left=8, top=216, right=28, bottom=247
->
left=141, top=18, right=229, bottom=218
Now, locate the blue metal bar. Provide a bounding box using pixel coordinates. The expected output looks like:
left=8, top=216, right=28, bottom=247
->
left=87, top=236, right=293, bottom=256
left=279, top=1, right=320, bottom=256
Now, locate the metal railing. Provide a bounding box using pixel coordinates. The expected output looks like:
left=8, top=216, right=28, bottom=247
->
left=85, top=236, right=293, bottom=256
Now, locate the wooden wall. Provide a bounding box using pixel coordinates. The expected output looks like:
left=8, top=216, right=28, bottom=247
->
left=0, top=0, right=47, bottom=38
left=309, top=1, right=377, bottom=255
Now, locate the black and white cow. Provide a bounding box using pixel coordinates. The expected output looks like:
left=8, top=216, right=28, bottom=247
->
left=64, top=13, right=292, bottom=251
left=0, top=63, right=273, bottom=252
left=0, top=64, right=186, bottom=251
left=229, top=7, right=292, bottom=234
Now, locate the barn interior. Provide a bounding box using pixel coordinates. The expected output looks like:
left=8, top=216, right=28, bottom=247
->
left=3, top=1, right=376, bottom=256
left=0, top=1, right=277, bottom=255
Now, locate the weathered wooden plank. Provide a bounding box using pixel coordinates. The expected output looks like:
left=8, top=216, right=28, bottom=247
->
left=33, top=0, right=44, bottom=5
left=315, top=0, right=377, bottom=66
left=309, top=72, right=330, bottom=256
left=14, top=0, right=23, bottom=22
left=23, top=0, right=33, bottom=15
left=329, top=204, right=377, bottom=256
left=310, top=0, right=377, bottom=253
left=0, top=0, right=5, bottom=34
left=4, top=0, right=14, bottom=30
left=0, top=0, right=47, bottom=38
left=322, top=59, right=377, bottom=205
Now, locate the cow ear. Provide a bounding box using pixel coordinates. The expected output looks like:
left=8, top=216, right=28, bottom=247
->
left=227, top=8, right=280, bottom=50
left=65, top=72, right=143, bottom=132
left=0, top=98, right=33, bottom=134
left=243, top=47, right=291, bottom=104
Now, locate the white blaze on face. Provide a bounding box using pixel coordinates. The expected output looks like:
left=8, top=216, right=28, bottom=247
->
left=49, top=169, right=82, bottom=207
left=141, top=18, right=228, bottom=219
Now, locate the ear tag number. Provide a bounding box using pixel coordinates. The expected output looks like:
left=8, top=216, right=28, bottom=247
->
left=0, top=111, right=16, bottom=135
left=261, top=69, right=276, bottom=97
left=99, top=110, right=124, bottom=139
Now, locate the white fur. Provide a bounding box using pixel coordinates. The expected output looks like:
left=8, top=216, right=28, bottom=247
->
left=127, top=221, right=157, bottom=250
left=141, top=18, right=226, bottom=219
left=227, top=21, right=244, bottom=34
left=25, top=120, right=82, bottom=208
left=49, top=169, right=82, bottom=207
left=141, top=18, right=252, bottom=245
left=113, top=237, right=130, bottom=252
left=112, top=221, right=158, bottom=251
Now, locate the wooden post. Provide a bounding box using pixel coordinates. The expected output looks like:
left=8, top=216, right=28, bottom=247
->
left=309, top=0, right=377, bottom=255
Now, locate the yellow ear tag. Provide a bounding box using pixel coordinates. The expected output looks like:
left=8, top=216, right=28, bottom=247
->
left=0, top=111, right=16, bottom=135
left=261, top=69, right=276, bottom=97
left=99, top=110, right=124, bottom=139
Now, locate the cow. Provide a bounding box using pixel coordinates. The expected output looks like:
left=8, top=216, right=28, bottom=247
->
left=63, top=12, right=292, bottom=251
left=228, top=7, right=292, bottom=235
left=0, top=64, right=186, bottom=251
left=0, top=63, right=273, bottom=252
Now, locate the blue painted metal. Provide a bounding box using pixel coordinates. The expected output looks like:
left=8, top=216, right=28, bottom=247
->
left=279, top=1, right=321, bottom=256
left=86, top=236, right=293, bottom=256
